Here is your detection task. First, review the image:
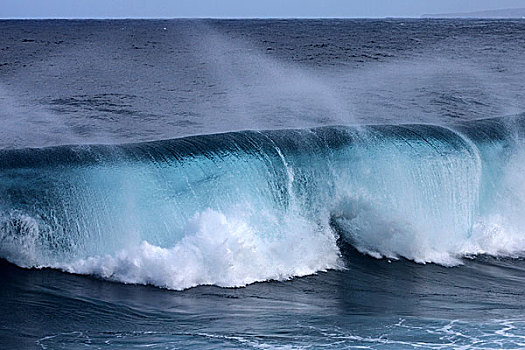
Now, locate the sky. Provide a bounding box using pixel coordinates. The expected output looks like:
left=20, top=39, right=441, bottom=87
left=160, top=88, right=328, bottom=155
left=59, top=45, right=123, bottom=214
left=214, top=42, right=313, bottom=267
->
left=1, top=0, right=524, bottom=19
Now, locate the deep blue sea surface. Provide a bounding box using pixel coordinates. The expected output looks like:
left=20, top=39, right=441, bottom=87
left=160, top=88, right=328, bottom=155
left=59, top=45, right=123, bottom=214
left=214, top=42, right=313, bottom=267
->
left=1, top=19, right=525, bottom=349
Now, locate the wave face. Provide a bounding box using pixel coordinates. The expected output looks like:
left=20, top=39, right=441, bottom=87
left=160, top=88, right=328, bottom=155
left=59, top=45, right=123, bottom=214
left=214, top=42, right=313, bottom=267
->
left=1, top=116, right=525, bottom=289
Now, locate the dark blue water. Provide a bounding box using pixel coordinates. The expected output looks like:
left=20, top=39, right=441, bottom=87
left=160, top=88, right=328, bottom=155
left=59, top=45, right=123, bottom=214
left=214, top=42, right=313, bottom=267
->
left=1, top=19, right=525, bottom=349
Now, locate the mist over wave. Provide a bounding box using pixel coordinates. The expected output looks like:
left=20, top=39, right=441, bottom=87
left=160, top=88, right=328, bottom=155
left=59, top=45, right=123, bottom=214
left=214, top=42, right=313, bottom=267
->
left=1, top=20, right=523, bottom=149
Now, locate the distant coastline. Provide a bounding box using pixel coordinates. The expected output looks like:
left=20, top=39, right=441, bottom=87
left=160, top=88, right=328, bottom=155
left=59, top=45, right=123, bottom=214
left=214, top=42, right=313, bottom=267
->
left=422, top=8, right=525, bottom=19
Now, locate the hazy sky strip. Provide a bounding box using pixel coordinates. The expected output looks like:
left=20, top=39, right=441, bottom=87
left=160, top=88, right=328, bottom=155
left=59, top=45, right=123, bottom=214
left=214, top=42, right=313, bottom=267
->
left=1, top=0, right=524, bottom=18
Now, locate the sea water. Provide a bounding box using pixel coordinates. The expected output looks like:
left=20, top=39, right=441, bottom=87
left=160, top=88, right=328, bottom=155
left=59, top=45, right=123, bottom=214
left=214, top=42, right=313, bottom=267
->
left=1, top=19, right=525, bottom=349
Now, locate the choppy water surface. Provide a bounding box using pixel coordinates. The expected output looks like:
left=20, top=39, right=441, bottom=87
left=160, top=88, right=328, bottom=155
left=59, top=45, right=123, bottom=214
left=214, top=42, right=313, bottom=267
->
left=1, top=19, right=525, bottom=349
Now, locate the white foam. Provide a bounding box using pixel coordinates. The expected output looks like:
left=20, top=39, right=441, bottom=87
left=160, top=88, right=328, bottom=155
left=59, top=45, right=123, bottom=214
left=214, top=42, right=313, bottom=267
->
left=56, top=209, right=342, bottom=290
left=461, top=148, right=525, bottom=258
left=0, top=212, right=40, bottom=267
left=338, top=144, right=525, bottom=266
left=337, top=203, right=525, bottom=267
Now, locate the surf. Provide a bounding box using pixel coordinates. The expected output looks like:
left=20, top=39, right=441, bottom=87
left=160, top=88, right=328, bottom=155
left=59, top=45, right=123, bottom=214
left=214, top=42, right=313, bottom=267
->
left=1, top=115, right=524, bottom=289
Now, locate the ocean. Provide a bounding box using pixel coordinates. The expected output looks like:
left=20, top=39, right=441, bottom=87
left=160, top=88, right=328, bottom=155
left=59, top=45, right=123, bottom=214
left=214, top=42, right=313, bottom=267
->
left=1, top=19, right=525, bottom=349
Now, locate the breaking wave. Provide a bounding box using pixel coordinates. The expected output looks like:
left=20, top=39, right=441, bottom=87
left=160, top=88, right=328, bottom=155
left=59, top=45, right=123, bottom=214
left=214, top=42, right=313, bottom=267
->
left=1, top=115, right=525, bottom=289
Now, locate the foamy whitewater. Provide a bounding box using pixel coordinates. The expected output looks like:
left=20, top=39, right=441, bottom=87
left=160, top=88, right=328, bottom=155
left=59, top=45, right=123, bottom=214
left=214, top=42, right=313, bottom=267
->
left=2, top=19, right=525, bottom=350
left=58, top=209, right=341, bottom=289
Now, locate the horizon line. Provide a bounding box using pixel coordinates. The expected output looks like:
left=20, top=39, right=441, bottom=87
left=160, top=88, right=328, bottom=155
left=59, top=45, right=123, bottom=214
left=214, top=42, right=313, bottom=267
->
left=1, top=16, right=522, bottom=20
